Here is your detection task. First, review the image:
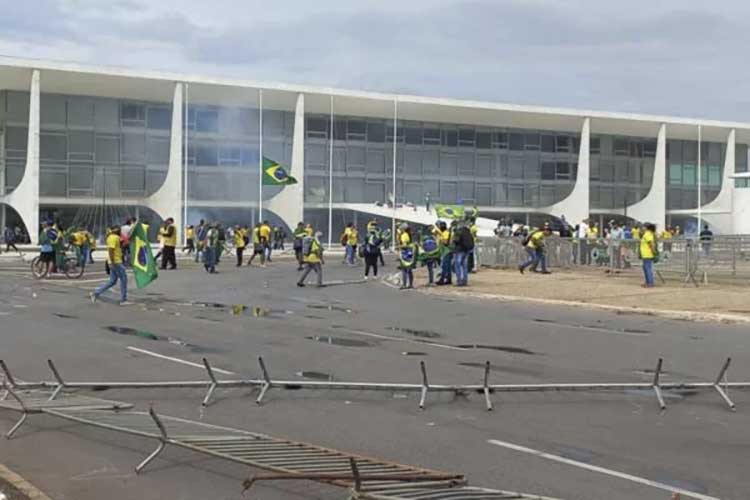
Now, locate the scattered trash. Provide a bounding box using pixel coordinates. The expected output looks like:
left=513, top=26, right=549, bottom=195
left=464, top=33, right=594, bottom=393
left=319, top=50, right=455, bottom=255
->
left=307, top=304, right=353, bottom=314
left=54, top=313, right=78, bottom=319
left=105, top=326, right=159, bottom=340
left=401, top=351, right=427, bottom=356
left=393, top=393, right=408, bottom=399
left=231, top=304, right=247, bottom=316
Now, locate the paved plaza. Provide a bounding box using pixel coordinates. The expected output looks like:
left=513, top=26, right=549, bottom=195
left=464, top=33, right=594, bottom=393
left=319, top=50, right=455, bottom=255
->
left=1, top=255, right=749, bottom=500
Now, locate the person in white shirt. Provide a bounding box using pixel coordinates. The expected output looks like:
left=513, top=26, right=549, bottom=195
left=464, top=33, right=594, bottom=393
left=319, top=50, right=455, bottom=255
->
left=577, top=219, right=590, bottom=264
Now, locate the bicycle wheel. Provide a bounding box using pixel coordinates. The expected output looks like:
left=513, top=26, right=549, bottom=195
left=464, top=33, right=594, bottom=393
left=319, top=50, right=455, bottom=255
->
left=31, top=256, right=48, bottom=279
left=64, top=257, right=85, bottom=279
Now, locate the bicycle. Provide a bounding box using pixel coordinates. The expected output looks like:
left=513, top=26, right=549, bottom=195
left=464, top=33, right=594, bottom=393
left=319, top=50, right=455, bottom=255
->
left=31, top=247, right=85, bottom=280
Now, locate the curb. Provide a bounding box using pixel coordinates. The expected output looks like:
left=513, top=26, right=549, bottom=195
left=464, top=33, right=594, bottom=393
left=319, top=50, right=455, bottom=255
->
left=421, top=288, right=750, bottom=325
left=0, top=464, right=53, bottom=500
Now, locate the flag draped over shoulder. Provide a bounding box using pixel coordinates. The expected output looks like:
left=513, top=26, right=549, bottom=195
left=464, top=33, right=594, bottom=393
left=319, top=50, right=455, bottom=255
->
left=434, top=204, right=478, bottom=220
left=130, top=222, right=158, bottom=288
left=262, top=157, right=297, bottom=185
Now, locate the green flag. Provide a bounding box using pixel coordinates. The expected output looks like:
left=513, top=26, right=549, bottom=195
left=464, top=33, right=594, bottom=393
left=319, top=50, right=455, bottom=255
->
left=262, top=157, right=297, bottom=185
left=129, top=222, right=158, bottom=288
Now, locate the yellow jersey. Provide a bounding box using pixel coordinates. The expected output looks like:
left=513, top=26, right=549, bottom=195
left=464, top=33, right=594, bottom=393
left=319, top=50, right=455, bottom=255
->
left=440, top=230, right=451, bottom=245
left=640, top=230, right=656, bottom=259
left=234, top=231, right=246, bottom=248
left=160, top=224, right=178, bottom=247
left=304, top=238, right=323, bottom=264
left=106, top=232, right=123, bottom=264
left=661, top=230, right=673, bottom=240
left=186, top=227, right=195, bottom=240
left=259, top=224, right=271, bottom=241
left=71, top=231, right=87, bottom=247
left=527, top=231, right=545, bottom=249
left=347, top=228, right=358, bottom=245
left=399, top=231, right=412, bottom=246
left=631, top=227, right=641, bottom=240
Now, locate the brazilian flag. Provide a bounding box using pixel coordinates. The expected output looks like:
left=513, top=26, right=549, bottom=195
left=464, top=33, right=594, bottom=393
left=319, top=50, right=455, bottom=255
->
left=262, top=157, right=297, bottom=185
left=130, top=222, right=158, bottom=288
left=435, top=204, right=478, bottom=220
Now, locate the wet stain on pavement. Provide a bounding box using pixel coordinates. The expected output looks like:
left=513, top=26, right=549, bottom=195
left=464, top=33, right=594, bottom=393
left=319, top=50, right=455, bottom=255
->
left=557, top=445, right=597, bottom=463
left=386, top=326, right=441, bottom=338
left=305, top=314, right=326, bottom=320
left=296, top=371, right=334, bottom=381
left=456, top=344, right=536, bottom=355
left=307, top=336, right=372, bottom=347
left=54, top=313, right=79, bottom=319
left=105, top=325, right=221, bottom=354
left=652, top=475, right=709, bottom=494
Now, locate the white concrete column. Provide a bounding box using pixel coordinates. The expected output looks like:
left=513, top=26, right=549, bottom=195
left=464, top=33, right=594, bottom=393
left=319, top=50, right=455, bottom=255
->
left=268, top=92, right=305, bottom=230
left=144, top=82, right=183, bottom=238
left=543, top=117, right=589, bottom=225
left=627, top=123, right=666, bottom=230
left=0, top=69, right=40, bottom=244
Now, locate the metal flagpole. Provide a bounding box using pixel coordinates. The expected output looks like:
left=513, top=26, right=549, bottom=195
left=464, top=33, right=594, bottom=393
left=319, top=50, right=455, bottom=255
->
left=697, top=125, right=702, bottom=236
left=328, top=95, right=334, bottom=248
left=258, top=89, right=263, bottom=223
left=183, top=83, right=189, bottom=243
left=391, top=99, right=398, bottom=248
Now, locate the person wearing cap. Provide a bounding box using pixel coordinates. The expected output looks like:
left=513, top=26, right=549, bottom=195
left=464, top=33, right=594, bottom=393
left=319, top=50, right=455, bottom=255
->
left=297, top=230, right=325, bottom=287
left=90, top=224, right=129, bottom=305
left=159, top=217, right=178, bottom=270
left=519, top=223, right=552, bottom=275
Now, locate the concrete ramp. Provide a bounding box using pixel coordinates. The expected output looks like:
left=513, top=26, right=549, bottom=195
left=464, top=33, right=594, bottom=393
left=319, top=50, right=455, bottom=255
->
left=339, top=203, right=498, bottom=237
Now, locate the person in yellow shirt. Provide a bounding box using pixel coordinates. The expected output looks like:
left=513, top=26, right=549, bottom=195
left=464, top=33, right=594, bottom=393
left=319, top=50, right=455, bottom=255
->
left=233, top=225, right=246, bottom=267
left=436, top=221, right=453, bottom=286
left=183, top=225, right=195, bottom=255
left=90, top=225, right=128, bottom=305
left=248, top=225, right=266, bottom=267
left=398, top=224, right=416, bottom=289
left=519, top=223, right=552, bottom=274
left=259, top=220, right=272, bottom=262
left=305, top=224, right=313, bottom=237
left=159, top=217, right=178, bottom=270
left=631, top=225, right=641, bottom=240
left=70, top=227, right=91, bottom=266
left=640, top=223, right=657, bottom=287
left=343, top=223, right=359, bottom=266
left=297, top=230, right=325, bottom=287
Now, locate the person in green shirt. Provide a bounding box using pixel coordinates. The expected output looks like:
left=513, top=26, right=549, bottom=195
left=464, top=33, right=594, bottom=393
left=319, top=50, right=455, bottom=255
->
left=292, top=222, right=306, bottom=271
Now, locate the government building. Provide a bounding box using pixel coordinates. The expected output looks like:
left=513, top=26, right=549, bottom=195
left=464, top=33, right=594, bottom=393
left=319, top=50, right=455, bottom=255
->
left=1, top=57, right=749, bottom=244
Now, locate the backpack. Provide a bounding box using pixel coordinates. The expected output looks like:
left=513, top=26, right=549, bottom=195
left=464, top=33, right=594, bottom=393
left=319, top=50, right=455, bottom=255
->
left=521, top=232, right=533, bottom=247
left=454, top=226, right=474, bottom=251
left=302, top=236, right=315, bottom=256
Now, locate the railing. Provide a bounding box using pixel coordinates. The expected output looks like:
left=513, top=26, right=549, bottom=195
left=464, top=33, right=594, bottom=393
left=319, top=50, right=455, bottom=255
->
left=475, top=235, right=750, bottom=284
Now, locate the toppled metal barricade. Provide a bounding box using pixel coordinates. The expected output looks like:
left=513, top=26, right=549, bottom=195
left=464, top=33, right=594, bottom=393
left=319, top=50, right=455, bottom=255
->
left=2, top=356, right=747, bottom=414
left=0, top=385, right=561, bottom=499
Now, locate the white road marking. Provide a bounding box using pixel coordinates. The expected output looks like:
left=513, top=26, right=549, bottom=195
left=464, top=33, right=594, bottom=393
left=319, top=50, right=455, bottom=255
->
left=126, top=346, right=236, bottom=375
left=487, top=439, right=719, bottom=500
left=337, top=327, right=468, bottom=351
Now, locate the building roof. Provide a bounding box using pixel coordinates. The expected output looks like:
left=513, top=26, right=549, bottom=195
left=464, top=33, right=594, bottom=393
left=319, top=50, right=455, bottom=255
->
left=1, top=54, right=749, bottom=142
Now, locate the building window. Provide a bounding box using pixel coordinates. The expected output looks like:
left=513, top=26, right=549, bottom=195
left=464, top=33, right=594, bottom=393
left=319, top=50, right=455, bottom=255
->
left=121, top=103, right=145, bottom=127
left=196, top=109, right=219, bottom=133
left=147, top=107, right=171, bottom=130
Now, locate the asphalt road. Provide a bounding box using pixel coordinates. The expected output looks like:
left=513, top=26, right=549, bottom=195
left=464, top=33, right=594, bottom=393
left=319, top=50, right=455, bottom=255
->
left=0, top=254, right=748, bottom=500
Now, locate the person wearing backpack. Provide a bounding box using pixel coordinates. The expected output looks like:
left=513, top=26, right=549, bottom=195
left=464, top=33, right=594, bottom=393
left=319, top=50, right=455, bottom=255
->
left=363, top=223, right=383, bottom=280
left=293, top=222, right=306, bottom=271
left=519, top=223, right=552, bottom=274
left=419, top=229, right=441, bottom=286
left=452, top=220, right=474, bottom=286
left=297, top=230, right=325, bottom=287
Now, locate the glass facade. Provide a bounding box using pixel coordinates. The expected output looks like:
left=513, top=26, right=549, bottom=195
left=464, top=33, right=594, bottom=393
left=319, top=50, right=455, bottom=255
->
left=304, top=115, right=579, bottom=210
left=667, top=139, right=725, bottom=209
left=734, top=143, right=750, bottom=188
left=590, top=135, right=656, bottom=209
left=2, top=90, right=173, bottom=198
left=185, top=104, right=293, bottom=209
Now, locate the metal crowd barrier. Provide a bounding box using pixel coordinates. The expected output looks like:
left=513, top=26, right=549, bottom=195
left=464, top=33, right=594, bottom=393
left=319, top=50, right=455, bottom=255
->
left=477, top=234, right=750, bottom=284
left=2, top=357, right=746, bottom=416
left=1, top=379, right=561, bottom=499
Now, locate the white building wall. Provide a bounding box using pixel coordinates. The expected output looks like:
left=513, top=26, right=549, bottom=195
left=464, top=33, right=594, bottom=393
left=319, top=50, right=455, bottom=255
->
left=144, top=82, right=183, bottom=239
left=267, top=93, right=305, bottom=229
left=0, top=69, right=40, bottom=243
left=543, top=117, right=589, bottom=224
left=627, top=123, right=666, bottom=230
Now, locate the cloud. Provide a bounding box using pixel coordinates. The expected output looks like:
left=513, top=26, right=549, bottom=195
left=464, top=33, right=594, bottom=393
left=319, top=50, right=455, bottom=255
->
left=0, top=0, right=749, bottom=121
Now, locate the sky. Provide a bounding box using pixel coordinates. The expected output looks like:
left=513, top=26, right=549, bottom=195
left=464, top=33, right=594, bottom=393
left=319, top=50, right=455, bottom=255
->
left=0, top=0, right=748, bottom=121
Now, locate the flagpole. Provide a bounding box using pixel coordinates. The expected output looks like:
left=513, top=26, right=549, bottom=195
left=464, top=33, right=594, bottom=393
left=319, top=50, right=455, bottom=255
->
left=183, top=82, right=189, bottom=245
left=258, top=89, right=264, bottom=223
left=697, top=124, right=702, bottom=236
left=328, top=95, right=334, bottom=248
left=391, top=99, right=398, bottom=249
